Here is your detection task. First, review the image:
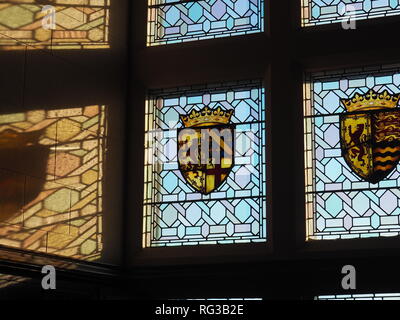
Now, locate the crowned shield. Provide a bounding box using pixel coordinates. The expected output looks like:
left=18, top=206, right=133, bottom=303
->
left=178, top=106, right=235, bottom=194
left=340, top=90, right=400, bottom=184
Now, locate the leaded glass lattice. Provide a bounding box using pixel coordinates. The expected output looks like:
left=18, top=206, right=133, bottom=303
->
left=143, top=81, right=267, bottom=247
left=302, top=0, right=400, bottom=26
left=316, top=293, right=400, bottom=300
left=147, top=0, right=264, bottom=46
left=304, top=65, right=400, bottom=240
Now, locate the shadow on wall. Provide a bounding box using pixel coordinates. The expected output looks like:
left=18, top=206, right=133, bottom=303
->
left=0, top=106, right=107, bottom=261
left=0, top=128, right=49, bottom=222
left=0, top=0, right=110, bottom=50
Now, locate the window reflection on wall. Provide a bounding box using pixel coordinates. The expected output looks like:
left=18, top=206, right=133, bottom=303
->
left=0, top=105, right=106, bottom=261
left=0, top=0, right=110, bottom=50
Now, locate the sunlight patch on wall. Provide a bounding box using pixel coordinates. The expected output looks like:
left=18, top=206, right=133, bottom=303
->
left=0, top=105, right=107, bottom=261
left=0, top=0, right=110, bottom=50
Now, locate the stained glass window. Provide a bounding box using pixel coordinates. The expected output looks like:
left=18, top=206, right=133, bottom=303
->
left=0, top=106, right=106, bottom=260
left=316, top=293, right=400, bottom=300
left=0, top=0, right=110, bottom=50
left=143, top=80, right=267, bottom=247
left=302, top=0, right=400, bottom=26
left=147, top=0, right=264, bottom=46
left=304, top=65, right=400, bottom=240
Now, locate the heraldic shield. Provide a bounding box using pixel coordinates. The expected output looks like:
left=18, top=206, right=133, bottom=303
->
left=178, top=106, right=235, bottom=195
left=340, top=90, right=400, bottom=184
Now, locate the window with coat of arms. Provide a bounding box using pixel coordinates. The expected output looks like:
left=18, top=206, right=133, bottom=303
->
left=143, top=81, right=267, bottom=247
left=304, top=65, right=400, bottom=240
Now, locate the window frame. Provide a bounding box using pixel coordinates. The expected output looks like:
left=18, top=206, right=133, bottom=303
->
left=127, top=0, right=400, bottom=299
left=128, top=0, right=272, bottom=265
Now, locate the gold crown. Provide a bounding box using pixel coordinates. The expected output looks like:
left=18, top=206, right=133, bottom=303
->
left=180, top=106, right=234, bottom=128
left=341, top=89, right=400, bottom=112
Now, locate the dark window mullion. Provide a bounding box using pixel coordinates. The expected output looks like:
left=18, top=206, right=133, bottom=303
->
left=148, top=0, right=203, bottom=9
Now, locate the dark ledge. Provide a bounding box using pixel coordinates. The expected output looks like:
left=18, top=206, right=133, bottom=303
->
left=0, top=245, right=121, bottom=285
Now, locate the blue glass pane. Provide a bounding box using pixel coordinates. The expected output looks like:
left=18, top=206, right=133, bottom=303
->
left=147, top=197, right=266, bottom=246
left=147, top=0, right=264, bottom=46
left=302, top=0, right=400, bottom=26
